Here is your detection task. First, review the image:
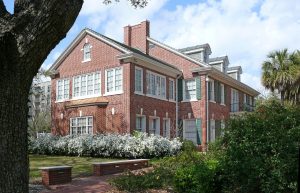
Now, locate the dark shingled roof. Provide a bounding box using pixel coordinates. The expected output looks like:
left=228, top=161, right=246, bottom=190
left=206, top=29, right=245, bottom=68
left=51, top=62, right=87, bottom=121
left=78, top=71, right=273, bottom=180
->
left=209, top=56, right=229, bottom=63
left=178, top=43, right=211, bottom=54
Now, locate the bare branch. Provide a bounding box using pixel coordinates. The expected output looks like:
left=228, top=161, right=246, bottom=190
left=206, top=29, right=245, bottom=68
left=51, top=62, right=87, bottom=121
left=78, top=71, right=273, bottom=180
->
left=103, top=0, right=148, bottom=8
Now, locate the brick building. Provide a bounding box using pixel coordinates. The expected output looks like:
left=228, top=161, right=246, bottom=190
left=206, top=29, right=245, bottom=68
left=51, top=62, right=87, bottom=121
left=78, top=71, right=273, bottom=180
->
left=49, top=21, right=259, bottom=149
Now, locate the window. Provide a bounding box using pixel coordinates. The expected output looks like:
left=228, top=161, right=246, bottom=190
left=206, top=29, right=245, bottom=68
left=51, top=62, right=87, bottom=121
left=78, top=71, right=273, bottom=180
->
left=135, top=67, right=143, bottom=93
left=208, top=80, right=215, bottom=101
left=83, top=43, right=91, bottom=61
left=149, top=117, right=160, bottom=135
left=136, top=115, right=146, bottom=132
left=183, top=120, right=197, bottom=144
left=209, top=119, right=216, bottom=142
left=163, top=118, right=170, bottom=138
left=184, top=79, right=196, bottom=100
left=146, top=71, right=166, bottom=98
left=169, top=79, right=175, bottom=100
left=231, top=89, right=239, bottom=112
left=105, top=67, right=123, bottom=94
left=221, top=84, right=225, bottom=104
left=73, top=72, right=101, bottom=98
left=70, top=116, right=93, bottom=135
left=56, top=79, right=69, bottom=101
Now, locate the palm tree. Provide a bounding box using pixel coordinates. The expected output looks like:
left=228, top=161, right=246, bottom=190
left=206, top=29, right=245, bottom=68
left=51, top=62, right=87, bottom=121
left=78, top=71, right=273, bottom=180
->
left=286, top=50, right=300, bottom=104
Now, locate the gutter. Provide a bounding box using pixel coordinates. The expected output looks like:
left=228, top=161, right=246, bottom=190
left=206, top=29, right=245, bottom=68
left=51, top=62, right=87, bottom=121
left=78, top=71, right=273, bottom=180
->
left=206, top=75, right=209, bottom=150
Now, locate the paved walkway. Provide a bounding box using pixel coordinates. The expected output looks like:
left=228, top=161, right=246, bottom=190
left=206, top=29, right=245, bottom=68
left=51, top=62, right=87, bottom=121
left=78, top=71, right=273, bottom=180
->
left=42, top=175, right=116, bottom=193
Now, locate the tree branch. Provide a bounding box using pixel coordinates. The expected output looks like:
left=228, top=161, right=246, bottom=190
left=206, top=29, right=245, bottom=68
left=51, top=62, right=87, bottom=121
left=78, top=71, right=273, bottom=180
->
left=0, top=0, right=9, bottom=17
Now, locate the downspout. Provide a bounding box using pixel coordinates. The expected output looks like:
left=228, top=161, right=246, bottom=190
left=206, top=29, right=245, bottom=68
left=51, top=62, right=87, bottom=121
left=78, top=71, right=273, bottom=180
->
left=205, top=75, right=209, bottom=151
left=176, top=72, right=183, bottom=137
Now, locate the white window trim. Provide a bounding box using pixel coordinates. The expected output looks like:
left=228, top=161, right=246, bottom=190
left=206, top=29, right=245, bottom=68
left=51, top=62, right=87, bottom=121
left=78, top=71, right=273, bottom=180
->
left=209, top=79, right=215, bottom=102
left=56, top=78, right=70, bottom=102
left=221, top=83, right=225, bottom=105
left=169, top=78, right=175, bottom=101
left=134, top=66, right=143, bottom=94
left=72, top=71, right=101, bottom=100
left=104, top=67, right=123, bottom=96
left=183, top=79, right=197, bottom=101
left=81, top=44, right=92, bottom=63
left=149, top=116, right=160, bottom=136
left=163, top=118, right=171, bottom=139
left=135, top=114, right=146, bottom=133
left=146, top=70, right=166, bottom=99
left=183, top=119, right=197, bottom=144
left=210, top=119, right=216, bottom=142
left=70, top=116, right=93, bottom=135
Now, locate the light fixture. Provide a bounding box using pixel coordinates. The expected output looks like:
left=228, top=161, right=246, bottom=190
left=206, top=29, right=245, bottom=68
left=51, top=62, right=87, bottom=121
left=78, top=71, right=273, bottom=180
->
left=112, top=108, right=115, bottom=115
left=60, top=113, right=63, bottom=120
left=79, top=110, right=82, bottom=117
left=154, top=110, right=156, bottom=117
left=140, top=108, right=143, bottom=115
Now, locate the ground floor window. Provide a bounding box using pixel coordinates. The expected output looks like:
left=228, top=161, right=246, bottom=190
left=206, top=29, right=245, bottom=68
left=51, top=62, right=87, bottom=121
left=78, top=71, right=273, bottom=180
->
left=136, top=115, right=146, bottom=132
left=183, top=119, right=197, bottom=144
left=209, top=119, right=216, bottom=142
left=163, top=118, right=170, bottom=138
left=70, top=116, right=93, bottom=135
left=149, top=117, right=160, bottom=135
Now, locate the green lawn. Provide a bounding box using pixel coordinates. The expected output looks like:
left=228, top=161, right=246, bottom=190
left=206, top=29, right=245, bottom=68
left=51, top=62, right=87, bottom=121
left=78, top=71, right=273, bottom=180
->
left=29, top=154, right=119, bottom=182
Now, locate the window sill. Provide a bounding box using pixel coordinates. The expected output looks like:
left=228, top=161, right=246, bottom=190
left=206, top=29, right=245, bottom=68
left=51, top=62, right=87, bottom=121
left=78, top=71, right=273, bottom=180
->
left=134, top=91, right=144, bottom=96
left=221, top=103, right=226, bottom=106
left=145, top=94, right=168, bottom=101
left=55, top=99, right=70, bottom=103
left=103, top=91, right=123, bottom=96
left=181, top=99, right=198, bottom=102
left=168, top=99, right=176, bottom=103
left=71, top=94, right=102, bottom=101
left=82, top=59, right=91, bottom=63
left=209, top=100, right=216, bottom=103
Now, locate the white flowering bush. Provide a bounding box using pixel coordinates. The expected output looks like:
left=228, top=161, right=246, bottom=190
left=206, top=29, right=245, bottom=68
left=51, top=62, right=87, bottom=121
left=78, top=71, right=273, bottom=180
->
left=29, top=133, right=182, bottom=158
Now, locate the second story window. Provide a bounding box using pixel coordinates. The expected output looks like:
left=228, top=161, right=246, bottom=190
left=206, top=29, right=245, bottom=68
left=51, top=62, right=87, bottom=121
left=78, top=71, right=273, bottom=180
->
left=146, top=71, right=166, bottom=99
left=184, top=79, right=196, bottom=100
left=73, top=71, right=101, bottom=98
left=231, top=88, right=239, bottom=112
left=169, top=79, right=175, bottom=100
left=135, top=67, right=143, bottom=93
left=56, top=79, right=69, bottom=101
left=105, top=67, right=123, bottom=94
left=208, top=80, right=215, bottom=101
left=83, top=43, right=91, bottom=62
left=221, top=83, right=225, bottom=104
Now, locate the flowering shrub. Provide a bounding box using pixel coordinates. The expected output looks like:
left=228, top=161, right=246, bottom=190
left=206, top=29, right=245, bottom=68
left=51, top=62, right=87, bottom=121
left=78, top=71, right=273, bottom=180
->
left=29, top=133, right=182, bottom=158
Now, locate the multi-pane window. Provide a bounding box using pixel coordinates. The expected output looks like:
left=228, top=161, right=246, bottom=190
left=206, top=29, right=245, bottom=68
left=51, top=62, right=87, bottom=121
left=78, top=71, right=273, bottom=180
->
left=210, top=119, right=216, bottom=142
left=136, top=115, right=146, bottom=132
left=135, top=67, right=143, bottom=93
left=184, top=120, right=197, bottom=144
left=56, top=79, right=69, bottom=101
left=73, top=72, right=101, bottom=98
left=83, top=43, right=91, bottom=61
left=146, top=71, right=166, bottom=98
left=163, top=118, right=170, bottom=138
left=169, top=79, right=175, bottom=100
left=149, top=117, right=160, bottom=135
left=70, top=116, right=93, bottom=135
left=231, top=89, right=239, bottom=112
left=221, top=84, right=225, bottom=104
left=105, top=67, right=123, bottom=94
left=208, top=80, right=215, bottom=101
left=184, top=79, right=196, bottom=100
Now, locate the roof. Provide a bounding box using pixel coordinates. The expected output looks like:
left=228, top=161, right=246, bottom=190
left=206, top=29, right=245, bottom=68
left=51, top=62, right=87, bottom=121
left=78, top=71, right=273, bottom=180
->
left=178, top=44, right=212, bottom=55
left=49, top=28, right=180, bottom=72
left=209, top=56, right=229, bottom=63
left=65, top=97, right=108, bottom=109
left=228, top=66, right=242, bottom=73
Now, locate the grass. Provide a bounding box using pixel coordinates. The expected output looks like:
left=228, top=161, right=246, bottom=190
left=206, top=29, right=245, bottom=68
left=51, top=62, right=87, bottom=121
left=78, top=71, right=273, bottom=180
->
left=29, top=154, right=119, bottom=182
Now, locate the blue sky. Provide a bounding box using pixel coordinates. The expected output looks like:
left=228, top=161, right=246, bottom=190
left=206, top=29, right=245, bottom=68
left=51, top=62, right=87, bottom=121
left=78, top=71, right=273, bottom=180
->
left=3, top=0, right=300, bottom=93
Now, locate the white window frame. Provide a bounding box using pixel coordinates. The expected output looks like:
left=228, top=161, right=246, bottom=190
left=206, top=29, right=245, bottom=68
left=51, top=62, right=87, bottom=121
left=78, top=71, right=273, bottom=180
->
left=70, top=116, right=93, bottom=135
left=163, top=118, right=171, bottom=138
left=221, top=83, right=225, bottom=105
left=208, top=80, right=215, bottom=102
left=72, top=71, right=101, bottom=99
left=134, top=66, right=143, bottom=94
left=169, top=79, right=175, bottom=101
left=231, top=88, right=239, bottom=112
left=82, top=43, right=92, bottom=62
left=135, top=115, right=146, bottom=132
left=104, top=67, right=123, bottom=96
left=183, top=119, right=197, bottom=144
left=149, top=116, right=160, bottom=136
left=146, top=70, right=166, bottom=100
left=183, top=79, right=197, bottom=101
left=56, top=78, right=70, bottom=102
left=209, top=119, right=216, bottom=142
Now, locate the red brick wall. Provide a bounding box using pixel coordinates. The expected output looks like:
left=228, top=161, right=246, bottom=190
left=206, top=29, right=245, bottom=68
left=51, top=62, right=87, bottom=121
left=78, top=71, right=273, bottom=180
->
left=51, top=34, right=131, bottom=135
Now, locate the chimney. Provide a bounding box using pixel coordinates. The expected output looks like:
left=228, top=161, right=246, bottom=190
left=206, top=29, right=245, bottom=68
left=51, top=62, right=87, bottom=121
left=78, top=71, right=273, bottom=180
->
left=123, top=20, right=150, bottom=54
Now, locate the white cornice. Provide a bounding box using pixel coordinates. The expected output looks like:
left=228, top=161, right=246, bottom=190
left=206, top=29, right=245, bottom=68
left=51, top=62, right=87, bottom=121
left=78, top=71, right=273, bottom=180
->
left=192, top=67, right=260, bottom=96
left=147, top=37, right=209, bottom=67
left=49, top=29, right=130, bottom=71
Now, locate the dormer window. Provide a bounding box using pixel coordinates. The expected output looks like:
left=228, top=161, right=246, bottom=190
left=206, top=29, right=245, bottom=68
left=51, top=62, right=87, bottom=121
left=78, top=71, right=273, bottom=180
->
left=83, top=43, right=91, bottom=62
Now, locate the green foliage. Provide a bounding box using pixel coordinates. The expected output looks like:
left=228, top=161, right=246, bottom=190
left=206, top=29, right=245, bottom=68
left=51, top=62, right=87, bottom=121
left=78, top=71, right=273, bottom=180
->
left=220, top=99, right=300, bottom=193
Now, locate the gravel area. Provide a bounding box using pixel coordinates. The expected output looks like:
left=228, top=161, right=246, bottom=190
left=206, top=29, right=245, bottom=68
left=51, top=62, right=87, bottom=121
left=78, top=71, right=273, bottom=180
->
left=29, top=184, right=49, bottom=193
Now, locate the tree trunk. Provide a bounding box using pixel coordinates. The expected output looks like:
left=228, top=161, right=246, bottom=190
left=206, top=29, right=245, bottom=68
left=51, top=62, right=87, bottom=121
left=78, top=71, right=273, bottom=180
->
left=0, top=62, right=32, bottom=193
